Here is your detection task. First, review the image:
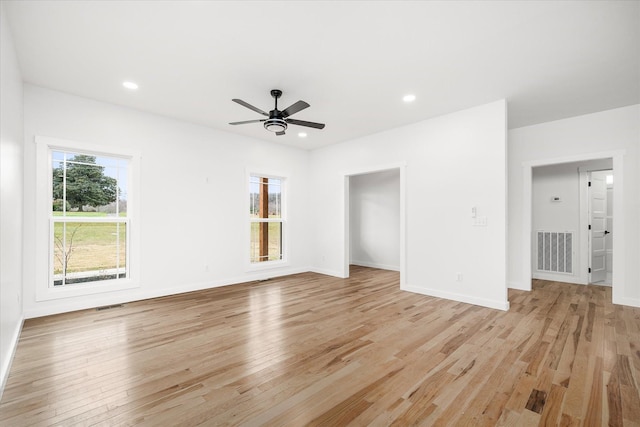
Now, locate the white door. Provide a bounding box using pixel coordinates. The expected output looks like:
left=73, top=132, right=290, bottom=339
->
left=589, top=172, right=607, bottom=283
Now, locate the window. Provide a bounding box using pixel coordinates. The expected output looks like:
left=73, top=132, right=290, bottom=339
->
left=249, top=175, right=284, bottom=264
left=50, top=150, right=129, bottom=287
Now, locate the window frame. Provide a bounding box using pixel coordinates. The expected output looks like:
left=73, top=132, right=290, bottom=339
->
left=35, top=136, right=141, bottom=301
left=246, top=170, right=288, bottom=271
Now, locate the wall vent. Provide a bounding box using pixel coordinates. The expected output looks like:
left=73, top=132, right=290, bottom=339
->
left=96, top=304, right=124, bottom=311
left=537, top=231, right=573, bottom=274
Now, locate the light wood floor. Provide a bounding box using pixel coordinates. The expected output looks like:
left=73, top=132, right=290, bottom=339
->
left=1, top=266, right=639, bottom=426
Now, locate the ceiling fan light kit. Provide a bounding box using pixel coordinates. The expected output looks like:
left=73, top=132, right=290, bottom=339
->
left=229, top=89, right=325, bottom=136
left=264, top=119, right=287, bottom=133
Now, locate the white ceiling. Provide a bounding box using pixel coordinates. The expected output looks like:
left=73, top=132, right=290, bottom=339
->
left=4, top=1, right=639, bottom=150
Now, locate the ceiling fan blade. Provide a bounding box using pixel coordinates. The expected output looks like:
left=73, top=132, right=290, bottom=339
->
left=286, top=118, right=325, bottom=129
left=232, top=99, right=269, bottom=116
left=276, top=131, right=286, bottom=136
left=281, top=101, right=310, bottom=118
left=229, top=119, right=265, bottom=125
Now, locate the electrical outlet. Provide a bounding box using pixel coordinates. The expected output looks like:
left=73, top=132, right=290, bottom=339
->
left=472, top=216, right=488, bottom=226
left=456, top=272, right=463, bottom=282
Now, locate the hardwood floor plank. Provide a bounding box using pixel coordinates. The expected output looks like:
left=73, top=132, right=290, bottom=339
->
left=584, top=356, right=604, bottom=426
left=538, top=383, right=566, bottom=426
left=608, top=364, right=624, bottom=427
left=525, top=389, right=547, bottom=414
left=1, top=269, right=639, bottom=426
left=479, top=361, right=528, bottom=425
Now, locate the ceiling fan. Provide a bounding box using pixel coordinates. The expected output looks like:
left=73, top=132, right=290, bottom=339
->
left=229, top=89, right=325, bottom=136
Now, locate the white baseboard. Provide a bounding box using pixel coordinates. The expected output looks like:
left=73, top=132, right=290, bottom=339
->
left=350, top=260, right=400, bottom=272
left=532, top=272, right=586, bottom=285
left=24, top=266, right=312, bottom=319
left=26, top=271, right=511, bottom=318
left=508, top=281, right=530, bottom=291
left=0, top=314, right=24, bottom=400
left=308, top=267, right=347, bottom=278
left=401, top=284, right=510, bottom=311
left=614, top=296, right=640, bottom=308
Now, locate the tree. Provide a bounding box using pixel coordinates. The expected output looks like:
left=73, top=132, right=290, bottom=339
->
left=54, top=223, right=81, bottom=283
left=53, top=155, right=118, bottom=211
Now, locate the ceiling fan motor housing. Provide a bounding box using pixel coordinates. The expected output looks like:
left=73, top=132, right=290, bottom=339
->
left=264, top=117, right=287, bottom=133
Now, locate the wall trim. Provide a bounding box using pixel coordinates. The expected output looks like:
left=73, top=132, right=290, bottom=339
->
left=350, top=260, right=400, bottom=272
left=615, top=297, right=640, bottom=308
left=531, top=272, right=586, bottom=285
left=401, top=284, right=510, bottom=311
left=24, top=266, right=312, bottom=319
left=508, top=280, right=528, bottom=290
left=0, top=315, right=24, bottom=400
left=308, top=267, right=347, bottom=278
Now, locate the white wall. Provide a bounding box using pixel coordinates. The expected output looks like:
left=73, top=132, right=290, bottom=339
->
left=22, top=85, right=312, bottom=318
left=0, top=3, right=25, bottom=394
left=531, top=159, right=612, bottom=284
left=311, top=100, right=508, bottom=310
left=349, top=169, right=400, bottom=271
left=508, top=104, right=640, bottom=306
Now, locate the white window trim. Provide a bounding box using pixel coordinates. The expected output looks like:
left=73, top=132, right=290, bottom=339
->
left=35, top=136, right=141, bottom=301
left=246, top=169, right=289, bottom=272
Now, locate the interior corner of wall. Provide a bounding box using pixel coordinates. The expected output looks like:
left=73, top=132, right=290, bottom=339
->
left=0, top=313, right=24, bottom=399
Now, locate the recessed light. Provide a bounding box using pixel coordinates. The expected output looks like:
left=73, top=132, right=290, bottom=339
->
left=122, top=81, right=139, bottom=90
left=298, top=132, right=307, bottom=138
left=403, top=94, right=416, bottom=103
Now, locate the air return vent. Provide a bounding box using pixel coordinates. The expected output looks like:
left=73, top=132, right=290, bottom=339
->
left=537, top=231, right=573, bottom=274
left=96, top=304, right=124, bottom=311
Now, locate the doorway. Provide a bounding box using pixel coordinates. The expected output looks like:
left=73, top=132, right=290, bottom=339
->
left=522, top=150, right=625, bottom=303
left=348, top=169, right=400, bottom=272
left=530, top=159, right=613, bottom=286
left=342, top=164, right=406, bottom=286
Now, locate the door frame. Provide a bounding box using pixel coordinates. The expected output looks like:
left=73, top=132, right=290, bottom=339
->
left=342, top=163, right=406, bottom=287
left=521, top=150, right=625, bottom=303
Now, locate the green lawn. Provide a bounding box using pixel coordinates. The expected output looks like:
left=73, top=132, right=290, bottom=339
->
left=53, top=221, right=126, bottom=274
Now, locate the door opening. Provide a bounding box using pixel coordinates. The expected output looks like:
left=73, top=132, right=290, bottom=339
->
left=342, top=163, right=406, bottom=287
left=522, top=150, right=624, bottom=303
left=348, top=169, right=400, bottom=273
left=530, top=159, right=613, bottom=287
